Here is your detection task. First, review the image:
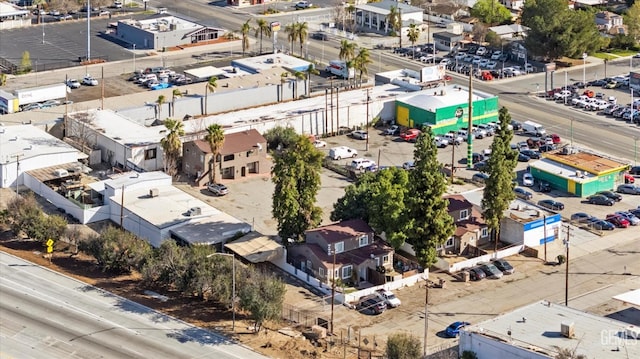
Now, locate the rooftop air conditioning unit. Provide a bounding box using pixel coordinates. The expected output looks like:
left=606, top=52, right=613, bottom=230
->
left=625, top=326, right=640, bottom=339
left=561, top=322, right=575, bottom=338
left=575, top=170, right=581, bottom=177
left=53, top=169, right=69, bottom=178
left=187, top=207, right=201, bottom=216
left=149, top=188, right=159, bottom=198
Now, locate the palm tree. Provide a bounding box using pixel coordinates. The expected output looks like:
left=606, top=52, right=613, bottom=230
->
left=386, top=6, right=401, bottom=48
left=293, top=71, right=306, bottom=98
left=354, top=48, right=372, bottom=87
left=160, top=118, right=185, bottom=177
left=156, top=95, right=166, bottom=120
left=240, top=19, right=252, bottom=56
left=205, top=124, right=225, bottom=184
left=171, top=88, right=182, bottom=117
left=284, top=23, right=296, bottom=54
left=204, top=76, right=217, bottom=115
left=339, top=40, right=357, bottom=85
left=407, top=24, right=421, bottom=59
left=305, top=64, right=320, bottom=96
left=254, top=18, right=272, bottom=55
left=296, top=21, right=309, bottom=58
left=345, top=4, right=356, bottom=33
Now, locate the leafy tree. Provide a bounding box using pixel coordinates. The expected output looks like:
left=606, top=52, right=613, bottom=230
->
left=332, top=167, right=409, bottom=248
left=254, top=18, right=272, bottom=55
left=20, top=51, right=32, bottom=74
left=407, top=24, right=421, bottom=59
left=609, top=34, right=636, bottom=50
left=38, top=215, right=68, bottom=243
left=238, top=267, right=286, bottom=333
left=472, top=23, right=489, bottom=44
left=204, top=76, right=217, bottom=115
left=141, top=239, right=190, bottom=289
left=353, top=47, right=372, bottom=87
left=271, top=135, right=323, bottom=246
left=552, top=346, right=586, bottom=359
left=403, top=128, right=455, bottom=267
left=263, top=126, right=300, bottom=151
left=481, top=107, right=518, bottom=250
left=79, top=226, right=152, bottom=274
left=625, top=1, right=640, bottom=45
left=295, top=21, right=309, bottom=57
left=6, top=194, right=42, bottom=239
left=485, top=30, right=502, bottom=48
left=240, top=19, right=252, bottom=56
left=156, top=95, right=166, bottom=120
left=470, top=0, right=512, bottom=25
left=461, top=351, right=479, bottom=359
left=562, top=10, right=603, bottom=58
left=160, top=118, right=185, bottom=177
left=205, top=124, right=225, bottom=184
left=0, top=73, right=7, bottom=87
left=385, top=332, right=422, bottom=359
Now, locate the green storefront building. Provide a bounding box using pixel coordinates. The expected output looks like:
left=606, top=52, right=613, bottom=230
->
left=394, top=85, right=499, bottom=135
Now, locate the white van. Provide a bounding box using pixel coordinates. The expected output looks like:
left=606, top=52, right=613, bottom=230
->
left=136, top=73, right=157, bottom=84
left=522, top=121, right=546, bottom=136
left=329, top=146, right=358, bottom=160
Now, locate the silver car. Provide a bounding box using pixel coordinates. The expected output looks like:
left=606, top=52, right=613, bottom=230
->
left=617, top=184, right=640, bottom=195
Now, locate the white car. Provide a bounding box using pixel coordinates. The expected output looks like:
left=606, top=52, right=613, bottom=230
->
left=66, top=79, right=81, bottom=89
left=351, top=158, right=376, bottom=170
left=486, top=61, right=497, bottom=69
left=454, top=53, right=466, bottom=61
left=490, top=51, right=502, bottom=60
left=295, top=1, right=311, bottom=9
left=554, top=90, right=572, bottom=101
left=350, top=130, right=368, bottom=140
left=82, top=75, right=98, bottom=86
left=420, top=55, right=434, bottom=63
left=524, top=63, right=534, bottom=73
left=522, top=173, right=534, bottom=187
left=402, top=161, right=415, bottom=170
left=478, top=59, right=489, bottom=67
left=472, top=56, right=483, bottom=65
left=376, top=289, right=401, bottom=308
left=476, top=47, right=487, bottom=56
left=313, top=140, right=327, bottom=148
left=571, top=95, right=589, bottom=106
left=440, top=58, right=452, bottom=65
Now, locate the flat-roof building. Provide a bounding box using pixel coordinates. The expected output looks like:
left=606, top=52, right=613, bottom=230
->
left=116, top=16, right=225, bottom=50
left=231, top=53, right=314, bottom=74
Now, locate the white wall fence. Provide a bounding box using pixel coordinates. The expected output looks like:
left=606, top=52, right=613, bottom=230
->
left=341, top=272, right=427, bottom=304
left=447, top=244, right=525, bottom=274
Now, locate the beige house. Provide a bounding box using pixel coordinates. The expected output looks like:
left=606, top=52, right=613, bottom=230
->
left=288, top=219, right=394, bottom=287
left=441, top=194, right=489, bottom=256
left=182, top=129, right=269, bottom=186
left=595, top=11, right=626, bottom=35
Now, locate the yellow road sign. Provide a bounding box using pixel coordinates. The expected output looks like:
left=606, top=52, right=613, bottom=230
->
left=46, top=239, right=54, bottom=247
left=46, top=246, right=53, bottom=253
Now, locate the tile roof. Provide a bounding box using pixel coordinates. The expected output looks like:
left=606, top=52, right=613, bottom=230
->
left=190, top=129, right=266, bottom=155
left=300, top=240, right=394, bottom=269
left=305, top=219, right=374, bottom=244
left=445, top=194, right=473, bottom=213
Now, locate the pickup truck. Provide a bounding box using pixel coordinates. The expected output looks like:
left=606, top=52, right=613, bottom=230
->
left=400, top=129, right=421, bottom=142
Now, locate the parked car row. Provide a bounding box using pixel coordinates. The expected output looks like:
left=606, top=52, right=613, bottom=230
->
left=355, top=289, right=401, bottom=315
left=128, top=67, right=192, bottom=90
left=464, top=259, right=515, bottom=282
left=570, top=209, right=640, bottom=231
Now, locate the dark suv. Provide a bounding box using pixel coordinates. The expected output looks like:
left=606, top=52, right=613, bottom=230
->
left=356, top=296, right=386, bottom=315
left=596, top=190, right=622, bottom=202
left=630, top=166, right=640, bottom=175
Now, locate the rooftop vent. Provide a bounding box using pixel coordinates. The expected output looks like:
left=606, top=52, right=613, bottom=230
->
left=561, top=322, right=575, bottom=338
left=186, top=207, right=201, bottom=216
left=149, top=188, right=159, bottom=198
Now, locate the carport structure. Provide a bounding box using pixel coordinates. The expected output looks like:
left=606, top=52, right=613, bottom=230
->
left=224, top=232, right=284, bottom=264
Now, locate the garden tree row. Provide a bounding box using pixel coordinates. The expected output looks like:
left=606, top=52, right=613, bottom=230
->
left=2, top=195, right=285, bottom=333
left=331, top=107, right=518, bottom=266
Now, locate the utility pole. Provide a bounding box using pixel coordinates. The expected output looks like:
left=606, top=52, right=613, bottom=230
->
left=330, top=250, right=336, bottom=334
left=423, top=280, right=429, bottom=358
left=365, top=88, right=370, bottom=152
left=120, top=185, right=125, bottom=228
left=324, top=89, right=328, bottom=136
left=543, top=215, right=547, bottom=263
left=450, top=143, right=456, bottom=184
left=101, top=66, right=105, bottom=110
left=12, top=153, right=23, bottom=196
left=466, top=69, right=473, bottom=169
left=563, top=224, right=574, bottom=306
left=336, top=87, right=340, bottom=133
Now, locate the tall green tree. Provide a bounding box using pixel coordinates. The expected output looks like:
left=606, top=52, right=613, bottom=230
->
left=625, top=1, right=640, bottom=45
left=386, top=332, right=422, bottom=359
left=20, top=51, right=32, bottom=73
left=481, top=107, right=518, bottom=250
left=205, top=124, right=225, bottom=184
left=339, top=40, right=357, bottom=83
left=562, top=10, right=604, bottom=58
left=284, top=23, right=297, bottom=54
left=171, top=88, right=182, bottom=117
left=160, top=118, right=184, bottom=177
left=238, top=268, right=286, bottom=333
left=332, top=167, right=410, bottom=249
left=240, top=19, right=252, bottom=56
left=271, top=135, right=323, bottom=246
left=353, top=47, right=372, bottom=87
left=295, top=21, right=309, bottom=58
left=204, top=76, right=217, bottom=115
left=79, top=226, right=152, bottom=274
left=403, top=128, right=455, bottom=267
left=407, top=24, right=421, bottom=59
left=254, top=18, right=272, bottom=55
left=263, top=126, right=299, bottom=151
left=470, top=0, right=512, bottom=25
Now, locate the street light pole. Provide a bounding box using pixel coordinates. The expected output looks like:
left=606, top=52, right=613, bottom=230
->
left=330, top=250, right=336, bottom=334
left=132, top=44, right=136, bottom=72
left=207, top=252, right=236, bottom=332
left=365, top=88, right=370, bottom=152
left=582, top=53, right=587, bottom=86
left=563, top=224, right=573, bottom=306
left=423, top=280, right=429, bottom=358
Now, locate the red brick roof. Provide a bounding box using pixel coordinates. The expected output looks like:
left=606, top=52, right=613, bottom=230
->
left=190, top=129, right=266, bottom=155
left=305, top=219, right=374, bottom=244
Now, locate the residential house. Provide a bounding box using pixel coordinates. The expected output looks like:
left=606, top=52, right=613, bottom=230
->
left=488, top=24, right=529, bottom=40
left=595, top=11, right=626, bottom=36
left=354, top=0, right=423, bottom=35
left=442, top=194, right=489, bottom=255
left=182, top=129, right=269, bottom=186
left=288, top=219, right=395, bottom=287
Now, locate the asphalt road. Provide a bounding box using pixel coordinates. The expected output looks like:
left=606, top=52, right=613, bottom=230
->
left=0, top=252, right=268, bottom=359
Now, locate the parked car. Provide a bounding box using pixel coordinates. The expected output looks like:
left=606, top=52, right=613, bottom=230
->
left=66, top=78, right=81, bottom=88
left=310, top=32, right=329, bottom=41
left=151, top=82, right=171, bottom=90
left=617, top=184, right=640, bottom=195
left=570, top=212, right=593, bottom=223
left=351, top=158, right=376, bottom=170
left=520, top=149, right=541, bottom=159
left=614, top=211, right=640, bottom=226
left=350, top=130, right=368, bottom=140
left=538, top=181, right=551, bottom=192
left=384, top=125, right=401, bottom=136
left=605, top=214, right=630, bottom=228
left=479, top=263, right=504, bottom=279
left=471, top=173, right=489, bottom=184
left=590, top=219, right=615, bottom=231
left=207, top=183, right=229, bottom=196
left=522, top=173, right=534, bottom=187
left=514, top=187, right=533, bottom=200
left=400, top=129, right=421, bottom=142
left=22, top=103, right=42, bottom=111
left=467, top=267, right=486, bottom=281
left=586, top=194, right=614, bottom=206
left=596, top=190, right=622, bottom=202
left=294, top=1, right=312, bottom=9
left=491, top=259, right=514, bottom=275
left=356, top=296, right=386, bottom=315
left=313, top=140, right=327, bottom=148
left=82, top=75, right=98, bottom=86
left=376, top=289, right=401, bottom=308
left=629, top=166, right=640, bottom=175
left=402, top=161, right=415, bottom=170
left=473, top=161, right=488, bottom=172
left=445, top=321, right=471, bottom=338
left=518, top=153, right=531, bottom=162
left=538, top=199, right=564, bottom=211
left=539, top=145, right=556, bottom=152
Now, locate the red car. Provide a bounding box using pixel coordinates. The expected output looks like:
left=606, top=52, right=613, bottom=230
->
left=625, top=173, right=635, bottom=184
left=605, top=214, right=630, bottom=228
left=549, top=134, right=561, bottom=144
left=400, top=129, right=421, bottom=142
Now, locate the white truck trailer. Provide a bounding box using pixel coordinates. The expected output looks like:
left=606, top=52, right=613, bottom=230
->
left=325, top=60, right=355, bottom=79
left=14, top=83, right=69, bottom=107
